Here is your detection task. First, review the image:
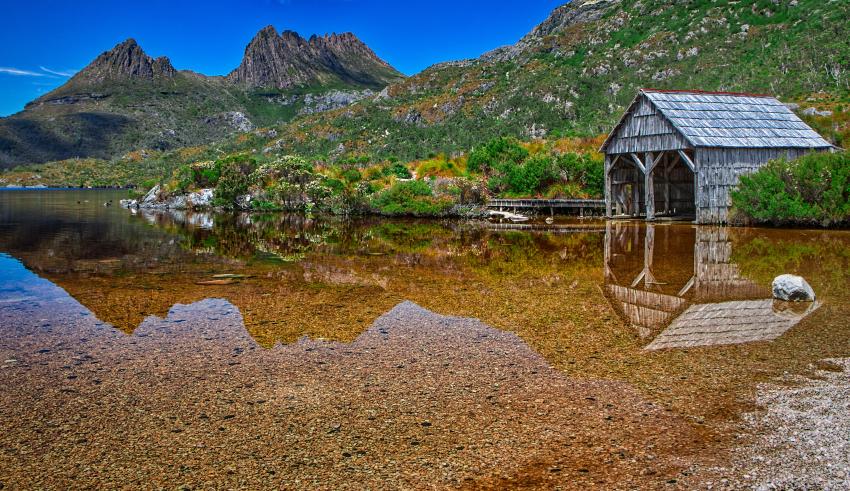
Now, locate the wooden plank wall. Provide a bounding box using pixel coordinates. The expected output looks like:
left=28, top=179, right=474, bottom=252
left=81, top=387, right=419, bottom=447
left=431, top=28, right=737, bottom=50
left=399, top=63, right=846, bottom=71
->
left=606, top=96, right=690, bottom=154
left=694, top=148, right=815, bottom=223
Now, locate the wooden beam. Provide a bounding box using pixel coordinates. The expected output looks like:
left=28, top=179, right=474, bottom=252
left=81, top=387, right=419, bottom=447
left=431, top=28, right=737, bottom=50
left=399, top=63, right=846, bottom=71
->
left=677, top=150, right=695, bottom=172
left=629, top=153, right=646, bottom=174
left=646, top=151, right=665, bottom=175
left=677, top=276, right=695, bottom=297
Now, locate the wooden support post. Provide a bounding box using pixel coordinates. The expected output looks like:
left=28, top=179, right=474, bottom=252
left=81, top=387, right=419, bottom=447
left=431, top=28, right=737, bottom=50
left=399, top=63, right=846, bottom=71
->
left=604, top=155, right=613, bottom=218
left=645, top=152, right=655, bottom=221
left=677, top=150, right=695, bottom=172
left=631, top=181, right=640, bottom=217
left=663, top=153, right=671, bottom=215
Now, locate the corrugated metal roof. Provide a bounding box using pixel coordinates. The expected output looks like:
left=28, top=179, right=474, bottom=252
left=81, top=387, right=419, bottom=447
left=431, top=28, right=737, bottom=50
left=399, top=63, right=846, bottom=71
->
left=642, top=90, right=833, bottom=149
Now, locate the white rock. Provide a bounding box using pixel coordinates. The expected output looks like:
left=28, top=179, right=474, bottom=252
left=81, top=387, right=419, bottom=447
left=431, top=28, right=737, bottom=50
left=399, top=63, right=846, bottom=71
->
left=772, top=274, right=816, bottom=302
left=119, top=199, right=138, bottom=209
left=141, top=185, right=160, bottom=204
left=187, top=189, right=214, bottom=209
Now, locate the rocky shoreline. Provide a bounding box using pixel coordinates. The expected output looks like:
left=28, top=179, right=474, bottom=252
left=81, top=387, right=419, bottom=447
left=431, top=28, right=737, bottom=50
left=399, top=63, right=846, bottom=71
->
left=719, top=358, right=850, bottom=490
left=121, top=184, right=490, bottom=219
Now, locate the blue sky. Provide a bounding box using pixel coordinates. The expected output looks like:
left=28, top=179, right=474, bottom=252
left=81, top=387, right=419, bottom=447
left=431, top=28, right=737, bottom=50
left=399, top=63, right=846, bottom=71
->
left=0, top=0, right=564, bottom=116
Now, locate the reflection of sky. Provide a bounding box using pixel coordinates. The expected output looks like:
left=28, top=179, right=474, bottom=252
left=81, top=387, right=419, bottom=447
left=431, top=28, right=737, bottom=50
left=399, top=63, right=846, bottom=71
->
left=0, top=253, right=72, bottom=305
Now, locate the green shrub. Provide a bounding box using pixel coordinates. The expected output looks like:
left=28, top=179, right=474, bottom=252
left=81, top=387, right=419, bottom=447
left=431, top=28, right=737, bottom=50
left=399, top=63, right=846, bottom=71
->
left=503, top=154, right=557, bottom=195
left=370, top=180, right=453, bottom=216
left=554, top=153, right=604, bottom=197
left=213, top=155, right=257, bottom=207
left=468, top=137, right=528, bottom=174
left=730, top=151, right=850, bottom=227
left=340, top=168, right=362, bottom=183
left=385, top=162, right=413, bottom=179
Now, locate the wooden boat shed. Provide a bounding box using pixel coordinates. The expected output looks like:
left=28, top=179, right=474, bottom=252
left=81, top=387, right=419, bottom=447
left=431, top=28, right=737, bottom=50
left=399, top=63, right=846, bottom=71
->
left=600, top=89, right=834, bottom=223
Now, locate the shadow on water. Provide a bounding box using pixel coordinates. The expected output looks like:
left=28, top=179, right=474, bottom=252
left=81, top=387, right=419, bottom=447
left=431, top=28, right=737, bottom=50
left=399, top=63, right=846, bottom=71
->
left=1, top=190, right=849, bottom=487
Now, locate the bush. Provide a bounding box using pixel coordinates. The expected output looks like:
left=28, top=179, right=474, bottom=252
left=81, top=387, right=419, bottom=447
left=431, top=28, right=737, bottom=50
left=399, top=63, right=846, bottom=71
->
left=385, top=162, right=413, bottom=179
left=503, top=154, right=557, bottom=195
left=554, top=152, right=604, bottom=197
left=370, top=180, right=453, bottom=216
left=468, top=137, right=528, bottom=174
left=213, top=155, right=257, bottom=207
left=730, top=151, right=850, bottom=227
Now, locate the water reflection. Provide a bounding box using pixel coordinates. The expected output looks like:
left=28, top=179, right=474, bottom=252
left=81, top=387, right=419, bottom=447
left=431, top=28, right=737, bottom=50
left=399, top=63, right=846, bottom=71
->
left=603, top=222, right=820, bottom=348
left=1, top=191, right=850, bottom=487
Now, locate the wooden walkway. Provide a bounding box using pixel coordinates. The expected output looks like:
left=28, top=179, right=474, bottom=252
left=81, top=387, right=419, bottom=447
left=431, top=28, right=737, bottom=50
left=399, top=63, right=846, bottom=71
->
left=486, top=223, right=606, bottom=234
left=486, top=199, right=606, bottom=216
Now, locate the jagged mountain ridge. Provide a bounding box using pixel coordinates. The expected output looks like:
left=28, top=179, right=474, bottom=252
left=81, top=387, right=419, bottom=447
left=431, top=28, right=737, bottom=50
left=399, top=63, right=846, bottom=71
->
left=70, top=38, right=177, bottom=83
left=0, top=27, right=403, bottom=168
left=228, top=26, right=402, bottom=90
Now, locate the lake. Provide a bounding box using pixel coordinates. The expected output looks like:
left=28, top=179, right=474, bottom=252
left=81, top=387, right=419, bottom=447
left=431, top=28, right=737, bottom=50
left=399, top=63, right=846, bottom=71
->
left=1, top=189, right=848, bottom=488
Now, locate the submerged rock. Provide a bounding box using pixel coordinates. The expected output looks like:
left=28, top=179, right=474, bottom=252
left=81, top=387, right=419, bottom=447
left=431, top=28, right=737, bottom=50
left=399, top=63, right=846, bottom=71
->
left=772, top=274, right=816, bottom=302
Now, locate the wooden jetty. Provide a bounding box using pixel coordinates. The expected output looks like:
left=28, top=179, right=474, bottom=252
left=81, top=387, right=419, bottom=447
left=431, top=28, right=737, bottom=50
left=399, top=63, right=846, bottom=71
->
left=486, top=198, right=606, bottom=217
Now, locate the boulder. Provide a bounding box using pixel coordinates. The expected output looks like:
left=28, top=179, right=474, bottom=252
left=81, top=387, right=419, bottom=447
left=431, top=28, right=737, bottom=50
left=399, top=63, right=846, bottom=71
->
left=187, top=189, right=214, bottom=209
left=772, top=274, right=816, bottom=302
left=119, top=199, right=138, bottom=209
left=141, top=185, right=160, bottom=204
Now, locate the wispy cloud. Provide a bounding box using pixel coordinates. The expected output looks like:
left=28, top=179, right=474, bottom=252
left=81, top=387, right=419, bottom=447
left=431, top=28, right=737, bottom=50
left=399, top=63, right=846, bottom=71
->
left=0, top=66, right=48, bottom=77
left=39, top=66, right=76, bottom=77
left=0, top=66, right=76, bottom=78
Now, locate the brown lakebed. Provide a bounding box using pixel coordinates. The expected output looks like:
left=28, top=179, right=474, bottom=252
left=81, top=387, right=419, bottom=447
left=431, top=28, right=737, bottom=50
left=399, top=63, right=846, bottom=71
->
left=0, top=190, right=848, bottom=489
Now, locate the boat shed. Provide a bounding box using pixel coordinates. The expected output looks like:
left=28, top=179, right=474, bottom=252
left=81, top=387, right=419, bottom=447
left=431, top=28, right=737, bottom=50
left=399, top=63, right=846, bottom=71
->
left=600, top=89, right=834, bottom=223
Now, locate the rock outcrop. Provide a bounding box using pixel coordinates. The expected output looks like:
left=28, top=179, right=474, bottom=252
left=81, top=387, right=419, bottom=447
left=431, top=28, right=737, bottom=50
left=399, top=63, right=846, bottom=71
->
left=227, top=26, right=403, bottom=90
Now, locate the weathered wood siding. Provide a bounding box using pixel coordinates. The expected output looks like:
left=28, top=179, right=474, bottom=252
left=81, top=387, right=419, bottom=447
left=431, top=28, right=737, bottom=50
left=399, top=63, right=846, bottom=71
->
left=606, top=96, right=690, bottom=154
left=694, top=147, right=815, bottom=223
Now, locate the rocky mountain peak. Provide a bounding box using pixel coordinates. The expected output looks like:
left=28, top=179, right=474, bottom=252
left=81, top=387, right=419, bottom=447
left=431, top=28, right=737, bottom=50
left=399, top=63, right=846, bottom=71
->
left=227, top=26, right=403, bottom=90
left=72, top=38, right=177, bottom=82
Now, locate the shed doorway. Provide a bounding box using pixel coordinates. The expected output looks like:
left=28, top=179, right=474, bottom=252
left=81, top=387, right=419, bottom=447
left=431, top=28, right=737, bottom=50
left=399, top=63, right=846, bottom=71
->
left=648, top=151, right=695, bottom=220
left=610, top=158, right=644, bottom=217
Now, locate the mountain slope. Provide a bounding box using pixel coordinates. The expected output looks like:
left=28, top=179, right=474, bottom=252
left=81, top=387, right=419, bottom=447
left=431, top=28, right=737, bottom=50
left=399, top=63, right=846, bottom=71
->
left=0, top=30, right=403, bottom=168
left=259, top=0, right=848, bottom=160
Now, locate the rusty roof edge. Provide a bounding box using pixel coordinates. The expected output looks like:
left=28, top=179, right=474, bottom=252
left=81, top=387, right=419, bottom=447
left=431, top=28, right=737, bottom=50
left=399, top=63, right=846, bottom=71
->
left=640, top=87, right=775, bottom=98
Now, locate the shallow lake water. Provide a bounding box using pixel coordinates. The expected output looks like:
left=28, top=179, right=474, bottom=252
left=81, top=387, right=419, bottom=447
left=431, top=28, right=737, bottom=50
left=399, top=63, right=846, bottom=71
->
left=1, top=190, right=848, bottom=488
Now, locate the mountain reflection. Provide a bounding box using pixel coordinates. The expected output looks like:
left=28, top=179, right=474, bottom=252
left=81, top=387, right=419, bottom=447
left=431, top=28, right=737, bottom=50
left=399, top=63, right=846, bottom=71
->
left=1, top=204, right=606, bottom=347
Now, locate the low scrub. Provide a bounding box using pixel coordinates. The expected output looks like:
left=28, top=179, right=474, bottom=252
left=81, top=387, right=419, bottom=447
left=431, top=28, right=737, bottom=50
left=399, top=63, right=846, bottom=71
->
left=731, top=151, right=850, bottom=227
left=370, top=180, right=454, bottom=216
left=469, top=137, right=603, bottom=198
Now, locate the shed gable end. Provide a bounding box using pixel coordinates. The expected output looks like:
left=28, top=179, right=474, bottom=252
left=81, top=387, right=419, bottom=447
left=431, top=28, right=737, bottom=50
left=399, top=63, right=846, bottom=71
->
left=605, top=96, right=691, bottom=154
